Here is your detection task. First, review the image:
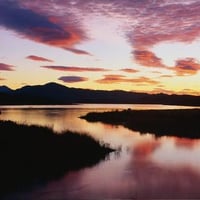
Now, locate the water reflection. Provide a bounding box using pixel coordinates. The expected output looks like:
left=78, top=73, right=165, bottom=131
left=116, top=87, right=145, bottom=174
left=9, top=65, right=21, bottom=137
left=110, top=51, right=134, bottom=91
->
left=2, top=104, right=200, bottom=199
left=128, top=137, right=200, bottom=199
left=8, top=136, right=200, bottom=199
left=0, top=105, right=143, bottom=149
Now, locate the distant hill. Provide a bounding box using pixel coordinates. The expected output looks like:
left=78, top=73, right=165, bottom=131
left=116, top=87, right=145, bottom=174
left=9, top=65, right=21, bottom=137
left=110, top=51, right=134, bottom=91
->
left=0, top=82, right=200, bottom=106
left=0, top=86, right=12, bottom=93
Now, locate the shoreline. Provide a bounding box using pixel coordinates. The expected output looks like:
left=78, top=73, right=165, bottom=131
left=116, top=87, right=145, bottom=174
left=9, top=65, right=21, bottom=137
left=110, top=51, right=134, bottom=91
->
left=81, top=109, right=200, bottom=139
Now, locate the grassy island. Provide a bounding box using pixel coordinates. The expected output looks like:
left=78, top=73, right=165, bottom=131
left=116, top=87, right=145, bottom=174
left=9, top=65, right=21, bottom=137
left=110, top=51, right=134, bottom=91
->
left=81, top=109, right=200, bottom=139
left=0, top=120, right=113, bottom=196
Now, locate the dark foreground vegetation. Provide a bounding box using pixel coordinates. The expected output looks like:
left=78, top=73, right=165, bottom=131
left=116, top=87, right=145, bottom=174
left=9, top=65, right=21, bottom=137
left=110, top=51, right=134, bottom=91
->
left=81, top=109, right=200, bottom=139
left=0, top=121, right=112, bottom=197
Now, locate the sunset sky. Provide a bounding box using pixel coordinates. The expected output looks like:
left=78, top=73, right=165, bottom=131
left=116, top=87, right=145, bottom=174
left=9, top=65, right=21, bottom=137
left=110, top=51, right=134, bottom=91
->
left=1, top=0, right=200, bottom=95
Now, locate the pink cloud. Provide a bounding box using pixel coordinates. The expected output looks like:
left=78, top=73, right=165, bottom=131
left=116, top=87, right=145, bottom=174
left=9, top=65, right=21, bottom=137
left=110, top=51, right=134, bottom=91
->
left=96, top=75, right=126, bottom=84
left=14, top=1, right=200, bottom=50
left=133, top=50, right=166, bottom=68
left=26, top=55, right=53, bottom=62
left=0, top=63, right=15, bottom=71
left=0, top=1, right=88, bottom=50
left=96, top=74, right=159, bottom=85
left=133, top=50, right=200, bottom=76
left=174, top=58, right=200, bottom=76
left=126, top=1, right=200, bottom=49
left=41, top=65, right=109, bottom=72
left=120, top=68, right=139, bottom=73
left=4, top=0, right=200, bottom=73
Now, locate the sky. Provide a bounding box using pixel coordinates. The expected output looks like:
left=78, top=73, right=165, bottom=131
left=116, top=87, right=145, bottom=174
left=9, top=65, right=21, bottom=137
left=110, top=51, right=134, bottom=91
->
left=1, top=0, right=200, bottom=95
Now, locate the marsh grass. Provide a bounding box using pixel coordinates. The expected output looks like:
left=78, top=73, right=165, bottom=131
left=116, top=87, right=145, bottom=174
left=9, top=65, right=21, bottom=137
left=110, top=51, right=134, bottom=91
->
left=0, top=120, right=112, bottom=196
left=81, top=109, right=200, bottom=138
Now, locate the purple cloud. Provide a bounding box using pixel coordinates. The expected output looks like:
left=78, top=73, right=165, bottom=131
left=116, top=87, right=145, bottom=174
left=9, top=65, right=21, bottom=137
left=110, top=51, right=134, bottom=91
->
left=174, top=58, right=200, bottom=76
left=0, top=1, right=87, bottom=49
left=26, top=55, right=53, bottom=62
left=3, top=0, right=200, bottom=71
left=41, top=65, right=109, bottom=72
left=64, top=47, right=92, bottom=56
left=0, top=63, right=15, bottom=71
left=58, top=76, right=88, bottom=83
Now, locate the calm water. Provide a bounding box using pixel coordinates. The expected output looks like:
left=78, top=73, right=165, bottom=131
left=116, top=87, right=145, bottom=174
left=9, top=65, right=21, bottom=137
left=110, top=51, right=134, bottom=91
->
left=1, top=104, right=200, bottom=199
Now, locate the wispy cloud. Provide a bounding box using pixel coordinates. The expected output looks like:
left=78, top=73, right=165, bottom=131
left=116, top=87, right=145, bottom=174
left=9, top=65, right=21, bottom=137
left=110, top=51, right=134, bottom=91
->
left=148, top=88, right=176, bottom=95
left=149, top=87, right=200, bottom=96
left=96, top=75, right=126, bottom=84
left=41, top=65, right=109, bottom=72
left=125, top=1, right=200, bottom=49
left=3, top=0, right=200, bottom=79
left=0, top=63, right=15, bottom=71
left=159, top=75, right=173, bottom=78
left=23, top=0, right=200, bottom=48
left=58, top=76, right=88, bottom=83
left=132, top=77, right=159, bottom=85
left=6, top=1, right=200, bottom=60
left=126, top=1, right=200, bottom=69
left=26, top=55, right=53, bottom=62
left=64, top=47, right=92, bottom=56
left=120, top=68, right=138, bottom=73
left=96, top=74, right=159, bottom=85
left=177, top=88, right=200, bottom=96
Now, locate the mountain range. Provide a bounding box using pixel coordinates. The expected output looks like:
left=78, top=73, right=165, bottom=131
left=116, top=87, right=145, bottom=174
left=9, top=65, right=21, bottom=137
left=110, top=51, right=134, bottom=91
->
left=0, top=82, right=200, bottom=106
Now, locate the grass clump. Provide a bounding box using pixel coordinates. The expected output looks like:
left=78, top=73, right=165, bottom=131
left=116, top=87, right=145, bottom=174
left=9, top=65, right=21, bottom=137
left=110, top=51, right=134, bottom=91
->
left=0, top=120, right=113, bottom=196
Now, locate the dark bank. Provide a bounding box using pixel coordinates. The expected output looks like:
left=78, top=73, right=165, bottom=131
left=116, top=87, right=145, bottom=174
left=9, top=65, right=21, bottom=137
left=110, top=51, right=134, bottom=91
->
left=0, top=120, right=113, bottom=197
left=81, top=108, right=200, bottom=138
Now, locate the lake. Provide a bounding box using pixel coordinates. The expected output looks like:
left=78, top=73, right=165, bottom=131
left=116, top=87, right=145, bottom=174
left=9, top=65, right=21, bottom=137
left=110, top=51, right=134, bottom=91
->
left=1, top=104, right=200, bottom=199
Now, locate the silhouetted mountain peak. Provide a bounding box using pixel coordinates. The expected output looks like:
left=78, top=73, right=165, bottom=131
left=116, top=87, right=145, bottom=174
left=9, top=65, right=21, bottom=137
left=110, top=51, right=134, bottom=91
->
left=0, top=85, right=12, bottom=93
left=15, top=82, right=67, bottom=93
left=0, top=82, right=200, bottom=106
left=43, top=82, right=69, bottom=89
